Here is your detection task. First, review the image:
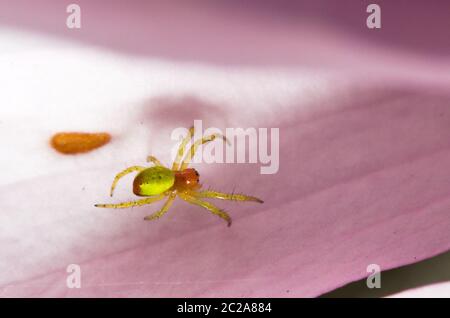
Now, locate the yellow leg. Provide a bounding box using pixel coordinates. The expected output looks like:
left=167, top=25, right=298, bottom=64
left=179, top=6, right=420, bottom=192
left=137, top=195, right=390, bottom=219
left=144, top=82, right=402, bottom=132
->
left=147, top=155, right=164, bottom=167
left=179, top=133, right=229, bottom=170
left=144, top=192, right=176, bottom=220
left=109, top=166, right=146, bottom=197
left=192, top=190, right=263, bottom=203
left=95, top=194, right=166, bottom=209
left=172, top=126, right=194, bottom=170
left=179, top=193, right=232, bottom=227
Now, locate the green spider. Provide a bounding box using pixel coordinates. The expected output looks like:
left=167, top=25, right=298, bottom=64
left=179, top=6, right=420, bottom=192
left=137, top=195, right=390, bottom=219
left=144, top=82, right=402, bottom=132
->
left=95, top=126, right=263, bottom=226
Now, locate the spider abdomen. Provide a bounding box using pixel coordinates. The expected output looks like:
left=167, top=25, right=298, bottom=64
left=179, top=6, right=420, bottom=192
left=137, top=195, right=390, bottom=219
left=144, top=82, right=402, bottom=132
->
left=133, top=166, right=175, bottom=196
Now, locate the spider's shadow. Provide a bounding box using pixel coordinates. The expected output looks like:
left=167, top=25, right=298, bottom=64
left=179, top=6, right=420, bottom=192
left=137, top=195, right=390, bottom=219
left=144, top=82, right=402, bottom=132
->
left=140, top=95, right=231, bottom=133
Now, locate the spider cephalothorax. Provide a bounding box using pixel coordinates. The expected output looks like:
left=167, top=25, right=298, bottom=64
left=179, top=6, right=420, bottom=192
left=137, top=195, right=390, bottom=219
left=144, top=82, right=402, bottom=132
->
left=95, top=126, right=263, bottom=226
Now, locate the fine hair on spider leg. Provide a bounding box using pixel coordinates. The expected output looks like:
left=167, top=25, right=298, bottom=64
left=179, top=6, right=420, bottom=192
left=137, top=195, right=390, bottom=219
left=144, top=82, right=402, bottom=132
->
left=94, top=194, right=166, bottom=209
left=180, top=133, right=229, bottom=170
left=193, top=189, right=264, bottom=203
left=172, top=126, right=195, bottom=170
left=109, top=166, right=146, bottom=197
left=179, top=192, right=232, bottom=226
left=144, top=192, right=177, bottom=220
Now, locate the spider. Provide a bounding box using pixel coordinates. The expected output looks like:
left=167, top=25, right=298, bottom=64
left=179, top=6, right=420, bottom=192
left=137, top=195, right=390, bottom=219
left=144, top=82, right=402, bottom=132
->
left=95, top=126, right=263, bottom=226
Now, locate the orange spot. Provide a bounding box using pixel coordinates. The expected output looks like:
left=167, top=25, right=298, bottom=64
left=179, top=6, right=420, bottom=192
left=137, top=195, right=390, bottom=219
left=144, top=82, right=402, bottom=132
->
left=50, top=132, right=111, bottom=154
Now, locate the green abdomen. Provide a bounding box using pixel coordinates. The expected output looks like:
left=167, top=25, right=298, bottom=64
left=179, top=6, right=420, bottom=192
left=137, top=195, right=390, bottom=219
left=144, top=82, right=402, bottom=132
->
left=133, top=166, right=175, bottom=196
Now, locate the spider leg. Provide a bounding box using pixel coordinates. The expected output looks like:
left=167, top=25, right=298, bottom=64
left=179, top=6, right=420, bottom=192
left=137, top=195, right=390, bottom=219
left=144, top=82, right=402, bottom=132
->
left=95, top=194, right=166, bottom=209
left=179, top=133, right=229, bottom=170
left=172, top=126, right=194, bottom=170
left=146, top=155, right=164, bottom=167
left=144, top=192, right=177, bottom=220
left=192, top=190, right=263, bottom=203
left=109, top=166, right=146, bottom=197
left=179, top=193, right=232, bottom=226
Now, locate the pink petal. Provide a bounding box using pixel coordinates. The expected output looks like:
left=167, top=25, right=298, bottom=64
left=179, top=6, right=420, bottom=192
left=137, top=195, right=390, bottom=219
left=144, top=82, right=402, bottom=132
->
left=0, top=0, right=449, bottom=297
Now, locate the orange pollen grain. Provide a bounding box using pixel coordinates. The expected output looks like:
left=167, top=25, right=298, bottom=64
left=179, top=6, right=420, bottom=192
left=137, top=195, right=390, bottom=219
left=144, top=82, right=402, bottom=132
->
left=50, top=132, right=111, bottom=154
